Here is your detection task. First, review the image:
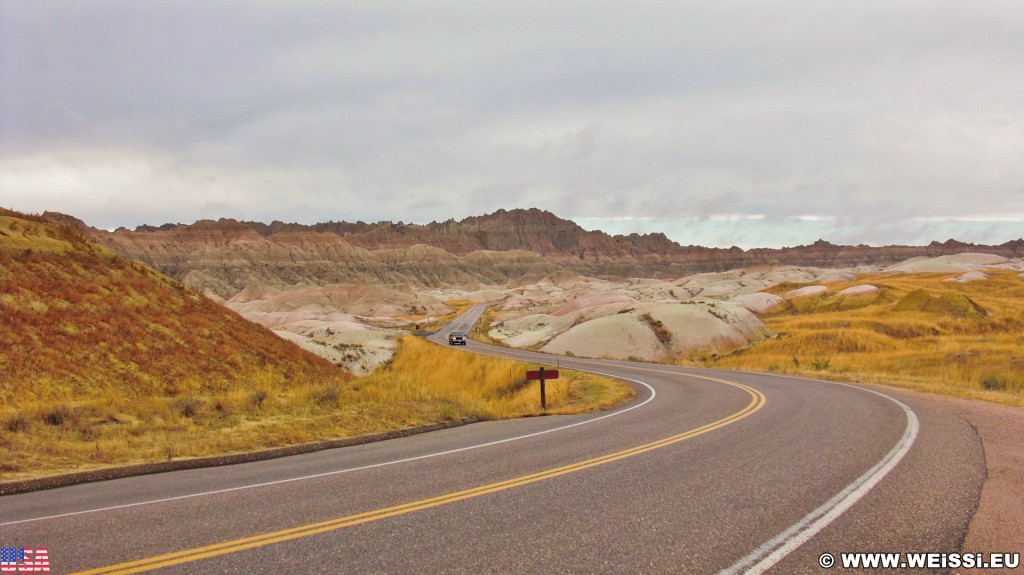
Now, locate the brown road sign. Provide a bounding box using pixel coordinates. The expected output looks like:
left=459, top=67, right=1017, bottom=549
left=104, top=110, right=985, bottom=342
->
left=526, top=369, right=559, bottom=380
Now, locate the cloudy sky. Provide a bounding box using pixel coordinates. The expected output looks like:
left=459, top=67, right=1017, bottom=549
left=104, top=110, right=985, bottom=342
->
left=2, top=1, right=1022, bottom=248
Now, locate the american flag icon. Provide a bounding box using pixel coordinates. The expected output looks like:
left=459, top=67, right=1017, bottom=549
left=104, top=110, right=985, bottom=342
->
left=0, top=548, right=50, bottom=573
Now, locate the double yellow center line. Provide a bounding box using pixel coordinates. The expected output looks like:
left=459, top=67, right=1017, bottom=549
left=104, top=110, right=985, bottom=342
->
left=74, top=373, right=765, bottom=575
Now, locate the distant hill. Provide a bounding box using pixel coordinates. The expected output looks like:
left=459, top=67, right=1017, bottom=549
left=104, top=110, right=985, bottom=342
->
left=67, top=208, right=1024, bottom=298
left=0, top=208, right=347, bottom=403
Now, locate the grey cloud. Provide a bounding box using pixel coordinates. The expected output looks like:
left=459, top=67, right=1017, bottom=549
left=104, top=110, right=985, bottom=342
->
left=2, top=1, right=1023, bottom=245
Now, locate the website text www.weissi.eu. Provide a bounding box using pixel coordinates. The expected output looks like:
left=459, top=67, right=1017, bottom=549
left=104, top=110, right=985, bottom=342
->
left=817, top=551, right=1020, bottom=570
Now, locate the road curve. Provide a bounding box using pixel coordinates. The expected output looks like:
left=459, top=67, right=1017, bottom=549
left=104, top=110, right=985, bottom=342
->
left=0, top=304, right=984, bottom=574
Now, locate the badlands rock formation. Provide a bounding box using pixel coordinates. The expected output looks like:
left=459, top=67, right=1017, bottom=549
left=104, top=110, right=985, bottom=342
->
left=41, top=210, right=1024, bottom=371
left=53, top=209, right=1023, bottom=298
left=224, top=284, right=452, bottom=375
left=483, top=267, right=871, bottom=361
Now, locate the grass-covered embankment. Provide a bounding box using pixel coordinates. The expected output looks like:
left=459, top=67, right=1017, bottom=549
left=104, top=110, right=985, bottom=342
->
left=1, top=335, right=633, bottom=481
left=706, top=272, right=1024, bottom=406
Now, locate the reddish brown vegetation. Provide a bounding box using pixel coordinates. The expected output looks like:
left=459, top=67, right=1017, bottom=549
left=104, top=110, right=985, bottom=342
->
left=0, top=208, right=347, bottom=404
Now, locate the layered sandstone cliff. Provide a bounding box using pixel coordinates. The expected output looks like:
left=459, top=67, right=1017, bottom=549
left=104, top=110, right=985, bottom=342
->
left=50, top=208, right=1024, bottom=298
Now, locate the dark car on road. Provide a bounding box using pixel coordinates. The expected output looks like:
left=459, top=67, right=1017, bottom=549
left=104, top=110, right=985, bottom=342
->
left=448, top=331, right=467, bottom=345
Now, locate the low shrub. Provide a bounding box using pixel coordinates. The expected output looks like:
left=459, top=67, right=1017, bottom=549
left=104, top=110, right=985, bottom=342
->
left=43, top=404, right=75, bottom=426
left=174, top=396, right=205, bottom=418
left=4, top=411, right=29, bottom=433
left=980, top=373, right=1022, bottom=393
left=310, top=382, right=343, bottom=407
left=641, top=313, right=673, bottom=346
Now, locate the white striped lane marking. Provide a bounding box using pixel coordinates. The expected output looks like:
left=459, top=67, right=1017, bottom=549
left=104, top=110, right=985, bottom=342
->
left=717, top=378, right=919, bottom=575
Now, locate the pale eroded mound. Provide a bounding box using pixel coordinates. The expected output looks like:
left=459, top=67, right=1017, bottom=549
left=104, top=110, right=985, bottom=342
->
left=535, top=302, right=769, bottom=361
left=224, top=283, right=453, bottom=373
left=886, top=253, right=1008, bottom=273
left=550, top=292, right=636, bottom=316
left=944, top=271, right=989, bottom=283
left=540, top=313, right=664, bottom=360
left=839, top=285, right=879, bottom=296
left=730, top=292, right=786, bottom=314
left=228, top=284, right=451, bottom=318
left=785, top=285, right=828, bottom=299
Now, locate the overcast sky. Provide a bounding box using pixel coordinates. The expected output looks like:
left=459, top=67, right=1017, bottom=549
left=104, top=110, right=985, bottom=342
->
left=2, top=1, right=1022, bottom=248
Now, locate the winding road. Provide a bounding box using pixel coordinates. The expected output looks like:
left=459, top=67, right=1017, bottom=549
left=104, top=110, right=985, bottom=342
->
left=1, top=304, right=987, bottom=574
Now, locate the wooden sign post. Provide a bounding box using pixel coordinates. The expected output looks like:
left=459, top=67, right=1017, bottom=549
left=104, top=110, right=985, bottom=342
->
left=526, top=367, right=560, bottom=410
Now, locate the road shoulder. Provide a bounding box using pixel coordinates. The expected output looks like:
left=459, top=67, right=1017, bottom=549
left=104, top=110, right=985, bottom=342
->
left=950, top=397, right=1024, bottom=574
left=876, top=388, right=1023, bottom=573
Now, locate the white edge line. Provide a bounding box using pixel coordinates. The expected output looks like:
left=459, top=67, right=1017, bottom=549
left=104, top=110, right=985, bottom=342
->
left=1, top=370, right=656, bottom=527
left=716, top=376, right=920, bottom=575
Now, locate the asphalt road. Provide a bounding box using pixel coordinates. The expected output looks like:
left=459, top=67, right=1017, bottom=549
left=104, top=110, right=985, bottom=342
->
left=1, top=304, right=985, bottom=574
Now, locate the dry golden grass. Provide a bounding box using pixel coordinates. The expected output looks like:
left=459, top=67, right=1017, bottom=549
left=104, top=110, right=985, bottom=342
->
left=706, top=271, right=1024, bottom=406
left=361, top=335, right=633, bottom=420
left=0, top=335, right=633, bottom=481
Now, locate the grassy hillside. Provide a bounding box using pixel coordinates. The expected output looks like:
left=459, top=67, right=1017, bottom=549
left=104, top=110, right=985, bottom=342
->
left=0, top=209, right=345, bottom=403
left=707, top=271, right=1024, bottom=405
left=0, top=210, right=632, bottom=480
